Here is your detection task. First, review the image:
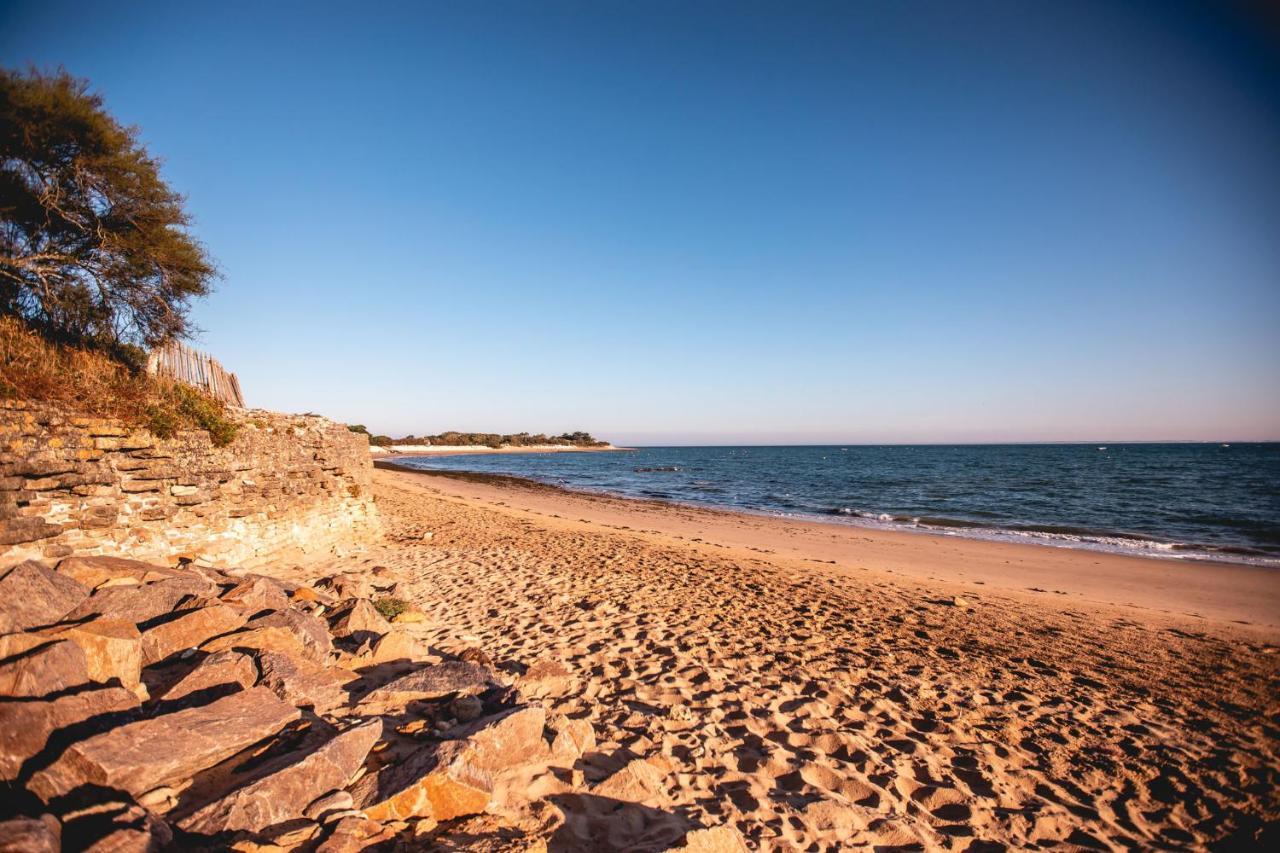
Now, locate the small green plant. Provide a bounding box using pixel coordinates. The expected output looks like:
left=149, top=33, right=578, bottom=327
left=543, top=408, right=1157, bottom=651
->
left=373, top=597, right=410, bottom=622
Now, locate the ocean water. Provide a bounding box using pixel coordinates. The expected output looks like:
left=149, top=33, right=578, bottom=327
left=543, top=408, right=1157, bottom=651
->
left=392, top=444, right=1280, bottom=566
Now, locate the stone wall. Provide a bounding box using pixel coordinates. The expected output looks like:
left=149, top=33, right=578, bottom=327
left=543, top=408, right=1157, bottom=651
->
left=0, top=402, right=379, bottom=569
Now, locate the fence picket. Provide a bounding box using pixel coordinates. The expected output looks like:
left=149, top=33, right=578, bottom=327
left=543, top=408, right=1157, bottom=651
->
left=148, top=341, right=246, bottom=407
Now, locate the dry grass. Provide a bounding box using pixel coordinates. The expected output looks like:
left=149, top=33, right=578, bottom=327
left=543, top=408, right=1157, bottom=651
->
left=0, top=316, right=239, bottom=446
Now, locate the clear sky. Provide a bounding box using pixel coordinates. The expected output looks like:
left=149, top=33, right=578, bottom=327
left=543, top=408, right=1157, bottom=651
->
left=4, top=1, right=1278, bottom=444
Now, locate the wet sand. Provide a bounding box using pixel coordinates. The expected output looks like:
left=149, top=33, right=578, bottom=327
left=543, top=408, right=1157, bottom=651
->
left=357, top=465, right=1280, bottom=849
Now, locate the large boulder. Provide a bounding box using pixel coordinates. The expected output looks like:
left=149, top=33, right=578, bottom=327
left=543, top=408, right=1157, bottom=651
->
left=219, top=576, right=290, bottom=614
left=0, top=815, right=60, bottom=853
left=358, top=661, right=497, bottom=712
left=329, top=599, right=391, bottom=645
left=54, top=556, right=173, bottom=589
left=176, top=719, right=382, bottom=834
left=65, top=579, right=201, bottom=625
left=0, top=638, right=90, bottom=697
left=0, top=561, right=89, bottom=632
left=246, top=609, right=333, bottom=663
left=254, top=650, right=348, bottom=713
left=28, top=687, right=300, bottom=801
left=0, top=685, right=138, bottom=781
left=160, top=650, right=258, bottom=703
left=44, top=620, right=144, bottom=698
left=139, top=603, right=247, bottom=665
left=352, top=706, right=546, bottom=822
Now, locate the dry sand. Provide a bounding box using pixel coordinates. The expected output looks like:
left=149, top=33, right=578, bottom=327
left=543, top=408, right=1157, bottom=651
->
left=354, top=466, right=1279, bottom=849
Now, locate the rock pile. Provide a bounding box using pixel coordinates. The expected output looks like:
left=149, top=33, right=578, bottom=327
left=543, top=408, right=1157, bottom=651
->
left=0, top=555, right=587, bottom=850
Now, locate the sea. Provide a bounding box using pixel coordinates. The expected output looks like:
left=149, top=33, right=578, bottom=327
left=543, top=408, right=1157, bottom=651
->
left=391, top=443, right=1280, bottom=567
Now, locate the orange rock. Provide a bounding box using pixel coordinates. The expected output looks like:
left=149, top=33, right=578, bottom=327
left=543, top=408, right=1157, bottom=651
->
left=46, top=619, right=144, bottom=697
left=140, top=603, right=248, bottom=665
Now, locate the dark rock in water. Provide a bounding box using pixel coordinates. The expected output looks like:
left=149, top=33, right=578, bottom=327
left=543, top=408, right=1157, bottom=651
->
left=0, top=685, right=139, bottom=781
left=28, top=686, right=300, bottom=801
left=0, top=560, right=89, bottom=632
left=634, top=466, right=680, bottom=472
left=0, top=815, right=60, bottom=853
left=176, top=718, right=381, bottom=834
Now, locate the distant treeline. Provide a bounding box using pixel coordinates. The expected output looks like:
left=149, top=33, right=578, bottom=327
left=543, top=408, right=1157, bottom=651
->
left=347, top=426, right=607, bottom=449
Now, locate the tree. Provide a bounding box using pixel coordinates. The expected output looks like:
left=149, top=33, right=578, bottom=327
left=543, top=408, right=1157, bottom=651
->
left=0, top=68, right=215, bottom=355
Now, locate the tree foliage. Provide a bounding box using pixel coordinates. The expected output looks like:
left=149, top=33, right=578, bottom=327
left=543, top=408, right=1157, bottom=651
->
left=387, top=430, right=608, bottom=448
left=0, top=67, right=215, bottom=352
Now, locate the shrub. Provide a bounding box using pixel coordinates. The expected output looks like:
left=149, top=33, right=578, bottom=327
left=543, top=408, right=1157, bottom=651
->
left=373, top=597, right=410, bottom=622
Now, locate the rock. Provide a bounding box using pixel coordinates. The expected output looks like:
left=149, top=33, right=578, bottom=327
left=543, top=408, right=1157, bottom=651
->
left=254, top=650, right=348, bottom=713
left=220, top=576, right=290, bottom=614
left=245, top=609, right=333, bottom=664
left=549, top=716, right=596, bottom=761
left=0, top=638, right=90, bottom=697
left=317, top=573, right=373, bottom=600
left=315, top=815, right=395, bottom=853
left=458, top=647, right=494, bottom=668
left=63, top=801, right=173, bottom=853
left=140, top=603, right=248, bottom=665
left=161, top=650, right=258, bottom=702
left=46, top=619, right=145, bottom=697
left=28, top=687, right=300, bottom=801
left=0, top=560, right=89, bottom=632
left=329, top=599, right=391, bottom=645
left=361, top=629, right=420, bottom=665
left=517, top=658, right=574, bottom=699
left=177, top=719, right=381, bottom=834
left=670, top=825, right=750, bottom=852
left=591, top=758, right=667, bottom=803
left=0, top=685, right=138, bottom=780
left=303, top=790, right=354, bottom=821
left=359, top=661, right=496, bottom=711
left=450, top=695, right=483, bottom=723
left=352, top=706, right=546, bottom=822
left=201, top=625, right=313, bottom=661
left=54, top=556, right=169, bottom=589
left=0, top=815, right=60, bottom=853
left=66, top=579, right=200, bottom=625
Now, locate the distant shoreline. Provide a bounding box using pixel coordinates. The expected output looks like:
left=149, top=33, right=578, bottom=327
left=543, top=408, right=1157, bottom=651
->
left=372, top=443, right=632, bottom=459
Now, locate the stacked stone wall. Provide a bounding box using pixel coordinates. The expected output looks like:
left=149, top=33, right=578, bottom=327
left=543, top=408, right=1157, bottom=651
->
left=0, top=402, right=379, bottom=568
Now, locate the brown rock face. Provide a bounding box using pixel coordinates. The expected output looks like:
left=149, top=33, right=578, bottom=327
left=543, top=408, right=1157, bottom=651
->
left=0, top=686, right=139, bottom=780
left=28, top=686, right=300, bottom=801
left=254, top=650, right=348, bottom=713
left=352, top=706, right=546, bottom=822
left=219, top=576, right=290, bottom=614
left=139, top=603, right=248, bottom=665
left=591, top=758, right=667, bottom=803
left=54, top=556, right=171, bottom=589
left=161, top=650, right=258, bottom=702
left=359, top=661, right=496, bottom=711
left=0, top=560, right=89, bottom=632
left=0, top=815, right=60, bottom=853
left=0, top=638, right=90, bottom=697
left=46, top=620, right=144, bottom=697
left=245, top=609, right=333, bottom=664
left=177, top=718, right=382, bottom=834
left=329, top=599, right=391, bottom=645
left=66, top=579, right=200, bottom=625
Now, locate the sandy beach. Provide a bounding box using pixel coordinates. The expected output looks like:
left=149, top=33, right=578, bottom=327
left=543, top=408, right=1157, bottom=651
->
left=347, top=465, right=1280, bottom=849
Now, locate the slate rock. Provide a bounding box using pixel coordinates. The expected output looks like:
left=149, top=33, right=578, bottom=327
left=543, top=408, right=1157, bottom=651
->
left=0, top=685, right=139, bottom=780
left=177, top=719, right=381, bottom=834
left=245, top=609, right=333, bottom=664
left=28, top=686, right=300, bottom=801
left=161, top=650, right=258, bottom=703
left=0, top=560, right=89, bottom=632
left=54, top=556, right=171, bottom=590
left=0, top=638, right=90, bottom=697
left=255, top=649, right=348, bottom=713
left=329, top=599, right=391, bottom=645
left=140, top=603, right=247, bottom=665
left=358, top=661, right=496, bottom=711
left=46, top=619, right=145, bottom=697
left=219, top=576, right=290, bottom=614
left=352, top=705, right=546, bottom=821
left=66, top=579, right=199, bottom=626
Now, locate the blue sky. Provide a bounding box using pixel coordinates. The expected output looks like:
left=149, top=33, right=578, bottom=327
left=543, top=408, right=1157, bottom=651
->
left=4, top=1, right=1278, bottom=443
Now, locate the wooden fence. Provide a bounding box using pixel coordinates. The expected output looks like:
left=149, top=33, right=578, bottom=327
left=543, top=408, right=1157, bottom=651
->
left=147, top=341, right=246, bottom=407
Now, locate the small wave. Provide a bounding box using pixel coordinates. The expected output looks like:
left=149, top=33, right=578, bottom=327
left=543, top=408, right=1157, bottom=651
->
left=634, top=466, right=681, bottom=473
